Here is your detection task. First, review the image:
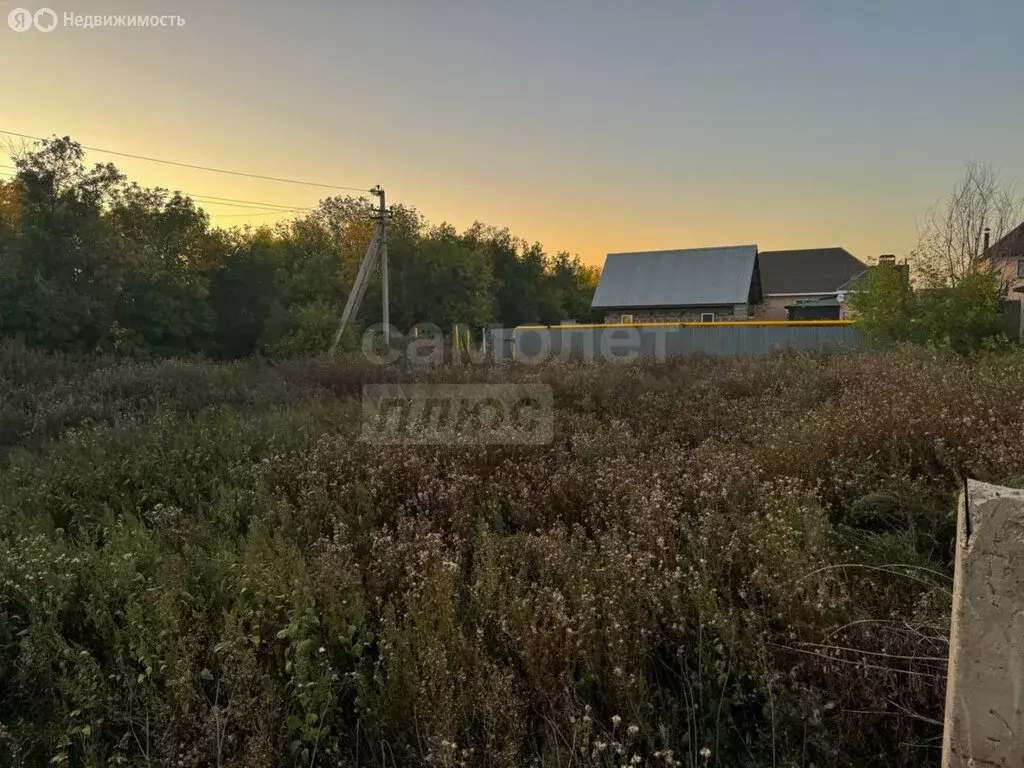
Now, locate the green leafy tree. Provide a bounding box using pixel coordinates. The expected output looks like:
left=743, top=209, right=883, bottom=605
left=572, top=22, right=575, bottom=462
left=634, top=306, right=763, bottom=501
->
left=2, top=137, right=126, bottom=352
left=916, top=270, right=1004, bottom=353
left=403, top=231, right=494, bottom=329
left=846, top=264, right=917, bottom=345
left=206, top=233, right=280, bottom=359
left=460, top=224, right=597, bottom=326
left=463, top=224, right=542, bottom=325
left=547, top=251, right=601, bottom=323
left=1, top=136, right=596, bottom=359
left=261, top=198, right=388, bottom=355
left=1, top=138, right=222, bottom=356
left=848, top=262, right=1004, bottom=352
left=105, top=186, right=217, bottom=355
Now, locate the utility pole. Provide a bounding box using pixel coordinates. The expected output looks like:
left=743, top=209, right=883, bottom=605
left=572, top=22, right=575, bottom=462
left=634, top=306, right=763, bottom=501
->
left=378, top=187, right=389, bottom=345
left=328, top=186, right=390, bottom=358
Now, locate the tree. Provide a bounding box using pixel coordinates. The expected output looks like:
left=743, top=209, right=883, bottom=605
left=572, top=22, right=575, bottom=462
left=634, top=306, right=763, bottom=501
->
left=916, top=270, right=1004, bottom=353
left=2, top=137, right=127, bottom=352
left=258, top=205, right=356, bottom=356
left=0, top=179, right=21, bottom=227
left=845, top=264, right=916, bottom=345
left=0, top=137, right=225, bottom=356
left=850, top=163, right=1019, bottom=353
left=913, top=162, right=1024, bottom=285
left=459, top=224, right=598, bottom=326
left=2, top=135, right=594, bottom=359
left=847, top=261, right=1004, bottom=353
left=206, top=233, right=279, bottom=359
left=547, top=251, right=601, bottom=323
left=105, top=186, right=218, bottom=355
left=403, top=232, right=494, bottom=329
left=463, top=223, right=539, bottom=325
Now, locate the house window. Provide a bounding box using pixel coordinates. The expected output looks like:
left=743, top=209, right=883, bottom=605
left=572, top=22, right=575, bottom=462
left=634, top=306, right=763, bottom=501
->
left=1017, top=259, right=1024, bottom=279
left=620, top=314, right=634, bottom=324
left=700, top=313, right=715, bottom=322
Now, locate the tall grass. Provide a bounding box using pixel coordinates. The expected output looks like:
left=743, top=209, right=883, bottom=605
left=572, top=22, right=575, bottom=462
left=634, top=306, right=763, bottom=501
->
left=3, top=341, right=1023, bottom=766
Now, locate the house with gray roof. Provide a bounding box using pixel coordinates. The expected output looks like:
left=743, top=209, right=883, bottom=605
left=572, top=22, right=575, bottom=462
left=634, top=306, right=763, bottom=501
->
left=755, top=247, right=867, bottom=319
left=980, top=221, right=1024, bottom=296
left=591, top=245, right=763, bottom=324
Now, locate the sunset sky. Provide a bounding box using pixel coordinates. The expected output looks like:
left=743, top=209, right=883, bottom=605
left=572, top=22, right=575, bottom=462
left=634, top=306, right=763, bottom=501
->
left=4, top=0, right=1023, bottom=266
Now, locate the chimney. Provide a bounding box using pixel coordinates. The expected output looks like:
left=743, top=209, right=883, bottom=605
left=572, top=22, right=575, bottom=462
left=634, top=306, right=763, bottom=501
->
left=983, top=227, right=991, bottom=253
left=876, top=254, right=909, bottom=286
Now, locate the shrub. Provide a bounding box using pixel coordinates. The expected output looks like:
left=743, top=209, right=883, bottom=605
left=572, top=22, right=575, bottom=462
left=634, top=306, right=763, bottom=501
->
left=847, top=264, right=1005, bottom=353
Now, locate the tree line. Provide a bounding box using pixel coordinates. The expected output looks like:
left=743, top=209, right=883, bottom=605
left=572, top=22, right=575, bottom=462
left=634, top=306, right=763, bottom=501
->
left=0, top=137, right=600, bottom=359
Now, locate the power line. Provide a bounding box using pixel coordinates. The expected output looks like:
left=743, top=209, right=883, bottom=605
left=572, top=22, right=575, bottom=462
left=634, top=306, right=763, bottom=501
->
left=216, top=210, right=306, bottom=218
left=182, top=193, right=312, bottom=211
left=2, top=138, right=333, bottom=213
left=0, top=178, right=311, bottom=217
left=187, top=198, right=310, bottom=212
left=0, top=164, right=315, bottom=212
left=0, top=129, right=372, bottom=193
left=0, top=171, right=308, bottom=219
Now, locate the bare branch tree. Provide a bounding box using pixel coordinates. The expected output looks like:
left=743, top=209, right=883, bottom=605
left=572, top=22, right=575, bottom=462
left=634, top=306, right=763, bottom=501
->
left=912, top=162, right=1024, bottom=285
left=1, top=136, right=34, bottom=166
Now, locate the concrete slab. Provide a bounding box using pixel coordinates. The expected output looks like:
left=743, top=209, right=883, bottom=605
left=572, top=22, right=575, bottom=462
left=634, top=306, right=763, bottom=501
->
left=943, top=480, right=1024, bottom=767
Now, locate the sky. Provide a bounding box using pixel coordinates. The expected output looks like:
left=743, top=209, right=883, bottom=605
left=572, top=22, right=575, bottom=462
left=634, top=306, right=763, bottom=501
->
left=3, top=0, right=1024, bottom=266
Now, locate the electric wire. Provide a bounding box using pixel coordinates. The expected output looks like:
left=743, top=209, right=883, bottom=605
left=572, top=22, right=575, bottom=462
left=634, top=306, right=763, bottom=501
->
left=0, top=129, right=371, bottom=193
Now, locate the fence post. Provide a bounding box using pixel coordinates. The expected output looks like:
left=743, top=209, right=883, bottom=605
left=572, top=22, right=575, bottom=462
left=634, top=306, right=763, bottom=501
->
left=942, top=480, right=1024, bottom=766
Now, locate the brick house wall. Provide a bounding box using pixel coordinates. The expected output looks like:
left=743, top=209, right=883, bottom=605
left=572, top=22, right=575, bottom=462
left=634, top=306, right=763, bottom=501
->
left=603, top=304, right=744, bottom=324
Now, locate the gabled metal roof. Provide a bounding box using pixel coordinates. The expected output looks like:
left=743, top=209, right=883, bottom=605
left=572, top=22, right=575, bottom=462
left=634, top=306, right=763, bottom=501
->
left=591, top=245, right=758, bottom=309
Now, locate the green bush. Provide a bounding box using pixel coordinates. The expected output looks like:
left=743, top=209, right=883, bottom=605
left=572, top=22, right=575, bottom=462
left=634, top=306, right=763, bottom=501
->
left=847, top=264, right=1005, bottom=353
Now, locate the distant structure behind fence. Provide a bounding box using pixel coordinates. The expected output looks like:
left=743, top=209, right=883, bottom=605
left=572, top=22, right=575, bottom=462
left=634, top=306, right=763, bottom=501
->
left=492, top=321, right=864, bottom=363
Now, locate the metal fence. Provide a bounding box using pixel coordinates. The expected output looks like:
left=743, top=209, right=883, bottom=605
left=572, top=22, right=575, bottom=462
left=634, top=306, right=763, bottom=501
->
left=493, top=322, right=863, bottom=362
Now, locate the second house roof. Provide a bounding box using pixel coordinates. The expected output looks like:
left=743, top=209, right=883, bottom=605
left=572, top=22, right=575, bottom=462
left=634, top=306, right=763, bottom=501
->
left=757, top=248, right=866, bottom=295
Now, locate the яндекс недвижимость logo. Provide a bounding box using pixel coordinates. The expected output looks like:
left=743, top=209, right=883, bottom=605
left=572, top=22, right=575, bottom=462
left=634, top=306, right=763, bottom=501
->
left=8, top=8, right=184, bottom=31
left=8, top=8, right=58, bottom=32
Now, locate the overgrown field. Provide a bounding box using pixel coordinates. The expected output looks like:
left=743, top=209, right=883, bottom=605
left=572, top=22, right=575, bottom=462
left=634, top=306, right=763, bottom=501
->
left=2, top=344, right=1023, bottom=767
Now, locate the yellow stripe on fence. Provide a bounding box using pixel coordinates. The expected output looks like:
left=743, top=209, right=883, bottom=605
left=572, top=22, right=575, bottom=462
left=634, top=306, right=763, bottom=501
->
left=515, top=320, right=855, bottom=330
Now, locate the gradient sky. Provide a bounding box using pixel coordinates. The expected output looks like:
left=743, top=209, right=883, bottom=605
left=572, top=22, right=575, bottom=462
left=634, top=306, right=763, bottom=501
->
left=4, top=0, right=1023, bottom=265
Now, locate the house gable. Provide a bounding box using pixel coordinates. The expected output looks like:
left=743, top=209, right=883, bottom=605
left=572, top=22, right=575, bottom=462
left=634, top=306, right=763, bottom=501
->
left=984, top=222, right=1024, bottom=263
